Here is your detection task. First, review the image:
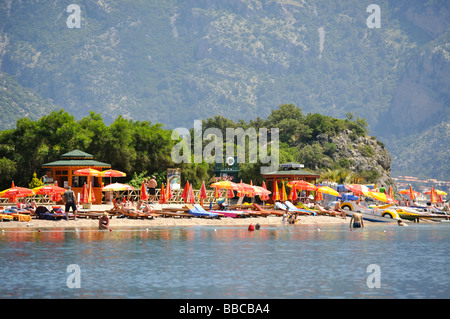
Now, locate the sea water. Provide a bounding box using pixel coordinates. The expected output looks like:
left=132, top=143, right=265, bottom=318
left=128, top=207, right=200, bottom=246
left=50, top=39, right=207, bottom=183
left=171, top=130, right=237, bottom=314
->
left=0, top=223, right=448, bottom=299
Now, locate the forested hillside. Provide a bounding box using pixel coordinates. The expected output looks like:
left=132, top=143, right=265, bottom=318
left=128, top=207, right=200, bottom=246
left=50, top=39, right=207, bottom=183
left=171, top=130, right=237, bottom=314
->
left=0, top=0, right=448, bottom=179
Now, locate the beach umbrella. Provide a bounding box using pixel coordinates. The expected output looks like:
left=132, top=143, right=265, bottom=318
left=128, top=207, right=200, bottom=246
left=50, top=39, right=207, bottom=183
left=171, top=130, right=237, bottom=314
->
left=100, top=169, right=126, bottom=184
left=287, top=180, right=317, bottom=191
left=80, top=183, right=89, bottom=204
left=166, top=182, right=173, bottom=201
left=251, top=185, right=271, bottom=198
left=259, top=181, right=270, bottom=202
left=35, top=184, right=66, bottom=202
left=102, top=183, right=134, bottom=191
left=247, top=180, right=255, bottom=198
left=35, top=185, right=66, bottom=195
left=159, top=183, right=167, bottom=204
left=425, top=189, right=447, bottom=196
left=346, top=184, right=371, bottom=196
left=100, top=169, right=126, bottom=177
left=289, top=185, right=298, bottom=201
left=367, top=191, right=395, bottom=203
left=236, top=181, right=254, bottom=197
left=187, top=185, right=195, bottom=204
left=399, top=188, right=420, bottom=198
left=429, top=186, right=436, bottom=204
left=181, top=181, right=190, bottom=202
left=140, top=181, right=149, bottom=201
left=272, top=181, right=280, bottom=201
left=314, top=190, right=323, bottom=201
left=388, top=186, right=394, bottom=199
left=73, top=168, right=102, bottom=177
left=317, top=186, right=341, bottom=197
left=226, top=188, right=234, bottom=199
left=210, top=180, right=237, bottom=190
left=214, top=186, right=222, bottom=198
left=0, top=185, right=34, bottom=202
left=88, top=183, right=95, bottom=203
left=280, top=182, right=287, bottom=201
left=199, top=181, right=207, bottom=206
left=409, top=185, right=415, bottom=201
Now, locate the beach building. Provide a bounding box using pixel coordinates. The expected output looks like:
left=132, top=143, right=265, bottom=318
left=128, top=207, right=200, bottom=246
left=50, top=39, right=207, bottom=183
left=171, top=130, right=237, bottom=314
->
left=262, top=162, right=319, bottom=196
left=42, top=150, right=111, bottom=204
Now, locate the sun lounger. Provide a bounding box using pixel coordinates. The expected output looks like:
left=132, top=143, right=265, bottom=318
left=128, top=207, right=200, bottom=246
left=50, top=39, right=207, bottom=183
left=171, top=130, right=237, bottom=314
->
left=187, top=205, right=219, bottom=218
left=252, top=203, right=284, bottom=216
left=0, top=213, right=14, bottom=221
left=159, top=211, right=193, bottom=218
left=275, top=202, right=311, bottom=215
left=284, top=201, right=315, bottom=215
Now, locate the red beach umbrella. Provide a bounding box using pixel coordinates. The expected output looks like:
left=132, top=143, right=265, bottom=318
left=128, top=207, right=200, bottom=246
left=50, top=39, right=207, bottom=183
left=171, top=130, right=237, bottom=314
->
left=80, top=183, right=89, bottom=204
left=227, top=188, right=234, bottom=199
left=89, top=183, right=95, bottom=203
left=259, top=181, right=270, bottom=202
left=287, top=180, right=317, bottom=191
left=181, top=181, right=190, bottom=202
left=140, top=181, right=149, bottom=201
left=187, top=185, right=195, bottom=204
left=346, top=184, right=371, bottom=196
left=199, top=181, right=207, bottom=206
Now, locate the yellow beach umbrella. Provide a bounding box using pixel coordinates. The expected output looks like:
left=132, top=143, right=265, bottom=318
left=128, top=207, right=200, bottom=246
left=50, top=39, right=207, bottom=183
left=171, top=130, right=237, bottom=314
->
left=317, top=186, right=341, bottom=197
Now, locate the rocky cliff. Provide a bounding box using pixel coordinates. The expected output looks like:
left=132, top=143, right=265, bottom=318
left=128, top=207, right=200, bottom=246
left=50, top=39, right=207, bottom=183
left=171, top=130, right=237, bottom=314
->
left=329, top=130, right=393, bottom=186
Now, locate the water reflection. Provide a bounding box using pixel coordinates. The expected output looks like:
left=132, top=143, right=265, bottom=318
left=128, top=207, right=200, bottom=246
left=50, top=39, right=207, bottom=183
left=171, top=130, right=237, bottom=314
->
left=0, top=224, right=449, bottom=298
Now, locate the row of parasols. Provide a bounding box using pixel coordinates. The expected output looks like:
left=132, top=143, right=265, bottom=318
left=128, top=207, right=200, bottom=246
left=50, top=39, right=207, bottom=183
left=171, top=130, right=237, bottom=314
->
left=0, top=168, right=127, bottom=203
left=1, top=166, right=446, bottom=205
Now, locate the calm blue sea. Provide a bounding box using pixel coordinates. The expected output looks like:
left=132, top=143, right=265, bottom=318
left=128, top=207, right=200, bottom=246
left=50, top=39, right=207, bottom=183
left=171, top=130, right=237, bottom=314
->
left=0, top=223, right=449, bottom=299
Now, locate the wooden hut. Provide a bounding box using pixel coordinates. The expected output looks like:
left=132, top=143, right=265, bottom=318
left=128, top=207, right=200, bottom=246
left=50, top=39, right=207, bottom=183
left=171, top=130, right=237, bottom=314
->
left=42, top=150, right=111, bottom=204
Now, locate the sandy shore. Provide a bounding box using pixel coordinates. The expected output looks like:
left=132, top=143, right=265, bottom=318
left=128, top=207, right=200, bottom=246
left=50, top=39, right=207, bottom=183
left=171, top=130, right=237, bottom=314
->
left=0, top=203, right=351, bottom=229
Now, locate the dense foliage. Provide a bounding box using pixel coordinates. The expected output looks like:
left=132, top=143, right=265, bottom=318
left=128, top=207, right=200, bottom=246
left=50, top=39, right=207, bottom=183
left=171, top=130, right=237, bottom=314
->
left=0, top=105, right=374, bottom=189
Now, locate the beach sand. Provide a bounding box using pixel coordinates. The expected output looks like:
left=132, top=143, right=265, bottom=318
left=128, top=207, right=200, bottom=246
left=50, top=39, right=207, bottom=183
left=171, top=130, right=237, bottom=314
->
left=0, top=203, right=351, bottom=230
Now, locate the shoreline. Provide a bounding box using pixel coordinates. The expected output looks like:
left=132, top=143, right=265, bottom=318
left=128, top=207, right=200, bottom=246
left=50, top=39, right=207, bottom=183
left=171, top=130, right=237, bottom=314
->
left=0, top=203, right=356, bottom=230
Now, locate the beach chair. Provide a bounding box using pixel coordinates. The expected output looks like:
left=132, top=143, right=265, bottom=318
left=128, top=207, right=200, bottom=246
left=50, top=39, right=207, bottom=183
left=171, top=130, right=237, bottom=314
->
left=252, top=203, right=283, bottom=216
left=187, top=205, right=219, bottom=218
left=285, top=201, right=315, bottom=215
left=275, top=202, right=311, bottom=215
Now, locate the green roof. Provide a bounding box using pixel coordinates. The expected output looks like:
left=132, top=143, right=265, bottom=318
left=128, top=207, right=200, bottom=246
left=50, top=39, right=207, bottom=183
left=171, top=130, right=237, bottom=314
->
left=42, top=159, right=111, bottom=167
left=42, top=149, right=110, bottom=167
left=60, top=149, right=94, bottom=159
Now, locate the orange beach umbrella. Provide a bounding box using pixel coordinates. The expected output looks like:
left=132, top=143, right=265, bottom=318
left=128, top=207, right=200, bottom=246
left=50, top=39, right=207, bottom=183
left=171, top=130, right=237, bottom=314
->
left=140, top=181, right=149, bottom=201
left=159, top=183, right=167, bottom=204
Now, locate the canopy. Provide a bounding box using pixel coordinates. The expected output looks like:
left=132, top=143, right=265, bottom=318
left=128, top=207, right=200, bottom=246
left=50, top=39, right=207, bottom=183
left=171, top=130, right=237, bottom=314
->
left=73, top=168, right=102, bottom=177
left=287, top=180, right=316, bottom=191
left=317, top=186, right=341, bottom=197
left=346, top=184, right=371, bottom=196
left=102, top=183, right=134, bottom=191
left=100, top=169, right=126, bottom=177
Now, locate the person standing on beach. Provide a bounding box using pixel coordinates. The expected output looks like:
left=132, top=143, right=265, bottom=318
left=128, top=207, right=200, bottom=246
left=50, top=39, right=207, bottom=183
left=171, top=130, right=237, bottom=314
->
left=63, top=186, right=77, bottom=221
left=147, top=176, right=157, bottom=203
left=349, top=211, right=364, bottom=229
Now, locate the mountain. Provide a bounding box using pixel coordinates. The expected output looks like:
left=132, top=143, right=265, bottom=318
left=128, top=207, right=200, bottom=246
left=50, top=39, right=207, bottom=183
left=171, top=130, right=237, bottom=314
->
left=0, top=0, right=448, bottom=179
